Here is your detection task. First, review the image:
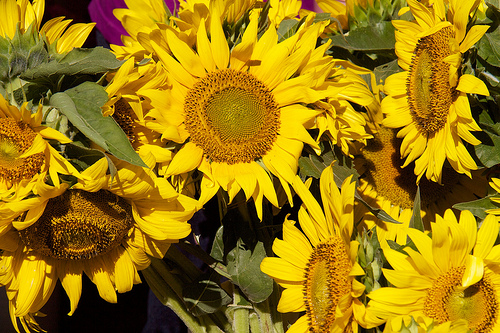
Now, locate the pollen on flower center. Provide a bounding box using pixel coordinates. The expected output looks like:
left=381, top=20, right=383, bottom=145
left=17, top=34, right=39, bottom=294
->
left=361, top=127, right=459, bottom=209
left=424, top=266, right=498, bottom=332
left=18, top=190, right=134, bottom=260
left=184, top=69, right=280, bottom=164
left=0, top=118, right=44, bottom=186
left=303, top=236, right=352, bottom=332
left=407, top=26, right=456, bottom=134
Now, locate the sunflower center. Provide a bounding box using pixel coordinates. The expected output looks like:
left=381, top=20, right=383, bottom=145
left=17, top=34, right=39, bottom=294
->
left=303, top=236, right=352, bottom=332
left=18, top=190, right=133, bottom=260
left=0, top=118, right=44, bottom=186
left=184, top=69, right=280, bottom=164
left=407, top=26, right=456, bottom=134
left=361, top=126, right=459, bottom=210
left=424, top=266, right=498, bottom=332
left=113, top=98, right=138, bottom=143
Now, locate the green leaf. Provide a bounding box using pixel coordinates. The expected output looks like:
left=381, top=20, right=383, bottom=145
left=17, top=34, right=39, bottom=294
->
left=226, top=239, right=273, bottom=303
left=21, top=47, right=123, bottom=80
left=65, top=143, right=117, bottom=178
left=478, top=27, right=500, bottom=68
left=475, top=121, right=500, bottom=167
left=49, top=81, right=147, bottom=168
left=373, top=59, right=401, bottom=85
left=329, top=21, right=396, bottom=52
left=453, top=195, right=500, bottom=219
left=210, top=226, right=225, bottom=262
left=183, top=271, right=232, bottom=316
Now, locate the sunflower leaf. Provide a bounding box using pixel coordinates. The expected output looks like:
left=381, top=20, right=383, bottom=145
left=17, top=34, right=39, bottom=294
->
left=453, top=195, right=500, bottom=219
left=20, top=47, right=123, bottom=80
left=476, top=112, right=500, bottom=167
left=226, top=239, right=273, bottom=303
left=329, top=21, right=396, bottom=52
left=49, top=81, right=147, bottom=168
left=182, top=271, right=232, bottom=316
left=477, top=26, right=500, bottom=68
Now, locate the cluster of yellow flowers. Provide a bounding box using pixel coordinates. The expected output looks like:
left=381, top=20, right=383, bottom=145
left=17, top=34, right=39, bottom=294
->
left=0, top=0, right=499, bottom=332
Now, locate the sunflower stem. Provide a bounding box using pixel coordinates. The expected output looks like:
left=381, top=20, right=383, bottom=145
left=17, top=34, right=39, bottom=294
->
left=232, top=287, right=250, bottom=333
left=142, top=266, right=207, bottom=333
left=253, top=284, right=284, bottom=333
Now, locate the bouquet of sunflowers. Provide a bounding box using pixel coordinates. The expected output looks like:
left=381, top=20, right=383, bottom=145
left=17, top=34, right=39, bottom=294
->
left=2, top=0, right=500, bottom=332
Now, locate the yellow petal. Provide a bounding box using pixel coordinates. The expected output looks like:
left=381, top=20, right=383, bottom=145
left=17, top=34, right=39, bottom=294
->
left=462, top=255, right=484, bottom=287
left=456, top=74, right=489, bottom=96
left=474, top=214, right=499, bottom=258
left=59, top=261, right=83, bottom=316
left=165, top=142, right=203, bottom=176
left=460, top=25, right=489, bottom=53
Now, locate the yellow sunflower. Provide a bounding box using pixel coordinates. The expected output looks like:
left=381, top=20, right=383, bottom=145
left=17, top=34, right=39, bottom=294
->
left=0, top=155, right=198, bottom=331
left=355, top=125, right=488, bottom=228
left=0, top=0, right=94, bottom=54
left=142, top=11, right=335, bottom=218
left=111, top=0, right=173, bottom=60
left=367, top=210, right=500, bottom=332
left=314, top=0, right=348, bottom=30
left=103, top=58, right=172, bottom=161
left=314, top=61, right=376, bottom=157
left=0, top=94, right=80, bottom=204
left=261, top=165, right=383, bottom=332
left=381, top=0, right=489, bottom=183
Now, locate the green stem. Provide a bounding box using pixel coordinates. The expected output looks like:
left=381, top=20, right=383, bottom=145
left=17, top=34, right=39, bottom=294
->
left=253, top=284, right=284, bottom=333
left=232, top=288, right=250, bottom=333
left=142, top=266, right=207, bottom=333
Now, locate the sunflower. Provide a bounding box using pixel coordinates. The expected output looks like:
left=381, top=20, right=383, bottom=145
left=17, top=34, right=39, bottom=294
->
left=355, top=125, right=488, bottom=228
left=0, top=94, right=80, bottom=205
left=381, top=0, right=489, bottom=183
left=111, top=0, right=173, bottom=60
left=261, top=165, right=382, bottom=332
left=103, top=58, right=172, bottom=161
left=139, top=11, right=336, bottom=218
left=0, top=0, right=94, bottom=54
left=314, top=61, right=376, bottom=157
left=0, top=154, right=198, bottom=331
left=367, top=210, right=500, bottom=332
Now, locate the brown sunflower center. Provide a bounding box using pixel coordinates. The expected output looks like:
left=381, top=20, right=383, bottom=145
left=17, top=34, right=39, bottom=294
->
left=112, top=98, right=138, bottom=143
left=184, top=69, right=280, bottom=164
left=407, top=26, right=456, bottom=134
left=303, top=236, right=353, bottom=332
left=361, top=126, right=460, bottom=210
left=424, top=266, right=498, bottom=332
left=18, top=190, right=133, bottom=260
left=0, top=118, right=44, bottom=186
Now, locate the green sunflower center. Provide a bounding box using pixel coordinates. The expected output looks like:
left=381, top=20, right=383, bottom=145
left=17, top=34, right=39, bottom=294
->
left=424, top=266, right=498, bottom=332
left=303, top=236, right=353, bottom=332
left=407, top=26, right=456, bottom=134
left=0, top=117, right=44, bottom=186
left=18, top=190, right=133, bottom=260
left=184, top=69, right=280, bottom=164
left=361, top=126, right=460, bottom=210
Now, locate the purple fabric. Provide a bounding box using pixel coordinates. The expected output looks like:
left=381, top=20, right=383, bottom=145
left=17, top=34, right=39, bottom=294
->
left=88, top=0, right=178, bottom=45
left=301, top=0, right=319, bottom=11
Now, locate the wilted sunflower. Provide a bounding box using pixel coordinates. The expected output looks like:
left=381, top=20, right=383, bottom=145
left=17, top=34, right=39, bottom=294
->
left=261, top=165, right=383, bottom=332
left=141, top=11, right=336, bottom=218
left=355, top=125, right=487, bottom=228
left=0, top=94, right=80, bottom=204
left=381, top=0, right=489, bottom=183
left=367, top=210, right=500, bottom=332
left=0, top=155, right=198, bottom=331
left=0, top=0, right=94, bottom=54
